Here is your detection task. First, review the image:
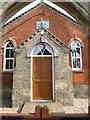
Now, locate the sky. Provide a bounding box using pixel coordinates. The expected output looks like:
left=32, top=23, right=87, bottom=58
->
left=5, top=0, right=76, bottom=24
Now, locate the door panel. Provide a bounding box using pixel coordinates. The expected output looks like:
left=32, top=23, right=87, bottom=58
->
left=32, top=57, right=42, bottom=79
left=42, top=82, right=52, bottom=100
left=33, top=82, right=42, bottom=100
left=42, top=57, right=52, bottom=100
left=32, top=57, right=53, bottom=100
left=42, top=57, right=52, bottom=79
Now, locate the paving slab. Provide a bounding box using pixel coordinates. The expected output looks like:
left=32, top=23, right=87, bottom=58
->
left=21, top=102, right=65, bottom=113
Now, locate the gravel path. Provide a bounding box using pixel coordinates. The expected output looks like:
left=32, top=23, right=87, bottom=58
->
left=63, top=99, right=88, bottom=114
left=0, top=99, right=88, bottom=113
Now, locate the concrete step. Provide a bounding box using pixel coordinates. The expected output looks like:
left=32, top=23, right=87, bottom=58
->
left=21, top=102, right=65, bottom=113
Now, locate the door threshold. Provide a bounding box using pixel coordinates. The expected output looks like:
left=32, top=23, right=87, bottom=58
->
left=31, top=100, right=54, bottom=102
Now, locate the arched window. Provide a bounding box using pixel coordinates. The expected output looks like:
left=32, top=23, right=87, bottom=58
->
left=32, top=43, right=53, bottom=55
left=71, top=40, right=82, bottom=70
left=3, top=41, right=14, bottom=71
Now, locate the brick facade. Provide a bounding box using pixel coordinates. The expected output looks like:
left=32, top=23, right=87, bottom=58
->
left=2, top=5, right=88, bottom=84
left=1, top=3, right=89, bottom=107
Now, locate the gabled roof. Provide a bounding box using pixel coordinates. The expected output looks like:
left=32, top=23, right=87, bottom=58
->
left=3, top=0, right=77, bottom=28
left=15, top=26, right=70, bottom=52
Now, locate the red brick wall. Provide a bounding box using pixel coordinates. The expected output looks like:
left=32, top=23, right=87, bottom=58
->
left=1, top=5, right=89, bottom=86
left=2, top=73, right=13, bottom=86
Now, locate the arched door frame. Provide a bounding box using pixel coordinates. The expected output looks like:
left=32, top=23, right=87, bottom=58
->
left=31, top=43, right=54, bottom=102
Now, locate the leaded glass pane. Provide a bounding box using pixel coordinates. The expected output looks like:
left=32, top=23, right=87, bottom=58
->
left=33, top=47, right=41, bottom=55
left=71, top=40, right=82, bottom=70
left=76, top=58, right=81, bottom=68
left=40, top=44, right=45, bottom=54
left=5, top=41, right=14, bottom=70
left=45, top=46, right=52, bottom=54
left=76, top=48, right=80, bottom=57
left=73, top=58, right=81, bottom=68
left=9, top=42, right=14, bottom=47
left=72, top=48, right=76, bottom=57
left=6, top=44, right=10, bottom=47
left=72, top=41, right=80, bottom=47
left=33, top=44, right=52, bottom=55
left=43, top=49, right=52, bottom=55
left=6, top=41, right=14, bottom=47
left=6, top=49, right=10, bottom=58
left=6, top=49, right=14, bottom=58
left=6, top=60, right=9, bottom=69
left=10, top=49, right=14, bottom=58
left=10, top=60, right=13, bottom=69
left=73, top=58, right=76, bottom=68
left=72, top=48, right=80, bottom=57
left=5, top=60, right=13, bottom=69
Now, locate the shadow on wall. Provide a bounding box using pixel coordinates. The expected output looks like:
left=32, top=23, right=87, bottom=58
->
left=1, top=87, right=12, bottom=108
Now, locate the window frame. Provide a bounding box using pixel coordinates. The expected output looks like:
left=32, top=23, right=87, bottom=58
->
left=36, top=21, right=49, bottom=29
left=3, top=41, right=14, bottom=72
left=32, top=43, right=53, bottom=56
left=71, top=40, right=82, bottom=71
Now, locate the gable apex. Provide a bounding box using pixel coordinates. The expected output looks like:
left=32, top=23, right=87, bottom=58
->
left=3, top=0, right=77, bottom=28
left=15, top=27, right=70, bottom=52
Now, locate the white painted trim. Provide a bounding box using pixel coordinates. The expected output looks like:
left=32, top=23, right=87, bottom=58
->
left=71, top=41, right=82, bottom=71
left=3, top=42, right=14, bottom=71
left=52, top=56, right=54, bottom=101
left=31, top=56, right=33, bottom=101
left=31, top=56, right=54, bottom=102
left=32, top=55, right=52, bottom=57
left=5, top=0, right=76, bottom=25
left=31, top=43, right=54, bottom=102
left=31, top=100, right=54, bottom=102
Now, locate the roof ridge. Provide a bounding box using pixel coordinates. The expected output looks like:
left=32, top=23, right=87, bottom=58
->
left=3, top=2, right=42, bottom=28
left=3, top=0, right=78, bottom=29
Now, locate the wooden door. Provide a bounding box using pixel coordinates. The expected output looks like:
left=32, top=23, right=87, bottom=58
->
left=32, top=57, right=52, bottom=100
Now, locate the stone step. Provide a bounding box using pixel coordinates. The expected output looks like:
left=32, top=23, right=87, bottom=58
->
left=21, top=102, right=65, bottom=113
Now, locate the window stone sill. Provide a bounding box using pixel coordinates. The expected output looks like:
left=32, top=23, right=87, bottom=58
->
left=2, top=71, right=13, bottom=73
left=72, top=70, right=84, bottom=73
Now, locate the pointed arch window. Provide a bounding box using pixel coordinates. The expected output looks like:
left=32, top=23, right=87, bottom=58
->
left=71, top=40, right=82, bottom=70
left=3, top=41, right=14, bottom=71
left=33, top=44, right=53, bottom=55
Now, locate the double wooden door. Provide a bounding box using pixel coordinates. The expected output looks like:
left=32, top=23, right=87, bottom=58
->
left=32, top=57, right=53, bottom=100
